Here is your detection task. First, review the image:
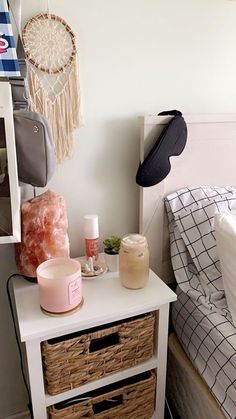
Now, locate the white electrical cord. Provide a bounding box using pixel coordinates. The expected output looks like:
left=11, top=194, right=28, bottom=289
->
left=165, top=397, right=174, bottom=419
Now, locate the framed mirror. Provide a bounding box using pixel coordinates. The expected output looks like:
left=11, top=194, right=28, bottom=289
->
left=0, top=81, right=20, bottom=243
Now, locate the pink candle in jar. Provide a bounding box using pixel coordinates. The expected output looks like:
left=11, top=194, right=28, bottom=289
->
left=37, top=258, right=82, bottom=315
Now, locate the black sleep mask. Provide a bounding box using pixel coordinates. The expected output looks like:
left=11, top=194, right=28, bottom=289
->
left=136, top=110, right=187, bottom=187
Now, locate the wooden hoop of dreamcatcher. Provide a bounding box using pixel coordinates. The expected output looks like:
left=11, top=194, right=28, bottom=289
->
left=22, top=13, right=77, bottom=74
left=22, top=13, right=83, bottom=162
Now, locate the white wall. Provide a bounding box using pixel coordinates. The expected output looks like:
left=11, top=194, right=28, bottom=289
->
left=2, top=0, right=236, bottom=416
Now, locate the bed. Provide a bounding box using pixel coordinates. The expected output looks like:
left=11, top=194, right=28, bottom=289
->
left=139, top=114, right=236, bottom=419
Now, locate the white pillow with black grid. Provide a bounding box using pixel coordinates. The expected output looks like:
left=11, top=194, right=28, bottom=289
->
left=215, top=211, right=236, bottom=327
left=165, top=196, right=205, bottom=301
left=165, top=186, right=236, bottom=302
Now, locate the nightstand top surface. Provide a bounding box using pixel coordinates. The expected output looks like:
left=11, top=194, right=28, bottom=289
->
left=13, top=269, right=176, bottom=342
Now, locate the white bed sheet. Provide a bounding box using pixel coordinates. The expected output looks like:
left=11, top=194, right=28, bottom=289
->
left=172, top=287, right=236, bottom=419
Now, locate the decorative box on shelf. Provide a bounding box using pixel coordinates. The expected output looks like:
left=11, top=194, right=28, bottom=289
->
left=12, top=269, right=176, bottom=419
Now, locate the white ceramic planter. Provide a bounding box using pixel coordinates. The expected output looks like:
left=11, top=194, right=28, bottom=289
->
left=104, top=253, right=119, bottom=272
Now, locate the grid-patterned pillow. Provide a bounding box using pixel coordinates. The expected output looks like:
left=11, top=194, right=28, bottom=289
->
left=165, top=197, right=204, bottom=299
left=165, top=186, right=236, bottom=296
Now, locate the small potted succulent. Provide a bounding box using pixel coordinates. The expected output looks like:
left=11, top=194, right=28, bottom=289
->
left=103, top=235, right=121, bottom=272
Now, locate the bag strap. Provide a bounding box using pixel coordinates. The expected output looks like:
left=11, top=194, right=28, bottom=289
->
left=6, top=1, right=30, bottom=111
left=7, top=0, right=25, bottom=77
left=7, top=0, right=21, bottom=37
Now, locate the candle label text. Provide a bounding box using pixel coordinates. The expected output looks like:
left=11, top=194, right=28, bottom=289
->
left=68, top=279, right=81, bottom=306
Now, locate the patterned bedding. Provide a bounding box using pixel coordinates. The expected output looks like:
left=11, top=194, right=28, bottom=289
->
left=172, top=287, right=236, bottom=419
left=165, top=186, right=236, bottom=418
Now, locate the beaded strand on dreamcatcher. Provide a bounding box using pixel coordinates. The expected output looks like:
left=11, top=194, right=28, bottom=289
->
left=22, top=9, right=83, bottom=162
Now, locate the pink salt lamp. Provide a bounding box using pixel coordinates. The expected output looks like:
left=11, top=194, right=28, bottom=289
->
left=37, top=258, right=82, bottom=315
left=15, top=190, right=70, bottom=278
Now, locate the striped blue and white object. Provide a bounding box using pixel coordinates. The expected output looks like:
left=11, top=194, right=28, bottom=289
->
left=0, top=0, right=20, bottom=77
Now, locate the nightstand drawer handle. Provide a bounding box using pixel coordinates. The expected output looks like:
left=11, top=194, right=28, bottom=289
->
left=89, top=332, right=119, bottom=353
left=93, top=395, right=123, bottom=414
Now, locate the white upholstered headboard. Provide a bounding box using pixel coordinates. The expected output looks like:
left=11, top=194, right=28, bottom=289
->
left=139, top=114, right=236, bottom=284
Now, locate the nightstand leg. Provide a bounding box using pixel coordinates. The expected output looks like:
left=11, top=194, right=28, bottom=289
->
left=25, top=340, right=47, bottom=419
left=155, top=304, right=170, bottom=419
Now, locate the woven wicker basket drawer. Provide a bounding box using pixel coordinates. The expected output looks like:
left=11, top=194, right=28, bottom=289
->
left=48, top=370, right=156, bottom=419
left=42, top=312, right=155, bottom=395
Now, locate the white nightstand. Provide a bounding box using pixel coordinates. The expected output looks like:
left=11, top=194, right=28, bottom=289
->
left=12, top=269, right=176, bottom=419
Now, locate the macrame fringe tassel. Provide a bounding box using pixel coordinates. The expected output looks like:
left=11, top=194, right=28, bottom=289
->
left=28, top=61, right=83, bottom=163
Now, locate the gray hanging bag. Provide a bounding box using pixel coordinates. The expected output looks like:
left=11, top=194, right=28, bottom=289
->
left=14, top=111, right=56, bottom=187
left=7, top=1, right=56, bottom=187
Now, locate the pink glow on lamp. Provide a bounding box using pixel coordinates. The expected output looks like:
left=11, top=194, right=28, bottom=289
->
left=15, top=190, right=70, bottom=280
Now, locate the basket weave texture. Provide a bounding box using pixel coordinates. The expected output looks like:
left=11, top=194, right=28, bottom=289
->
left=42, top=312, right=155, bottom=395
left=48, top=371, right=156, bottom=418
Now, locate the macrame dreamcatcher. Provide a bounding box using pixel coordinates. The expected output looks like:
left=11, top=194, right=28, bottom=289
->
left=22, top=13, right=83, bottom=162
